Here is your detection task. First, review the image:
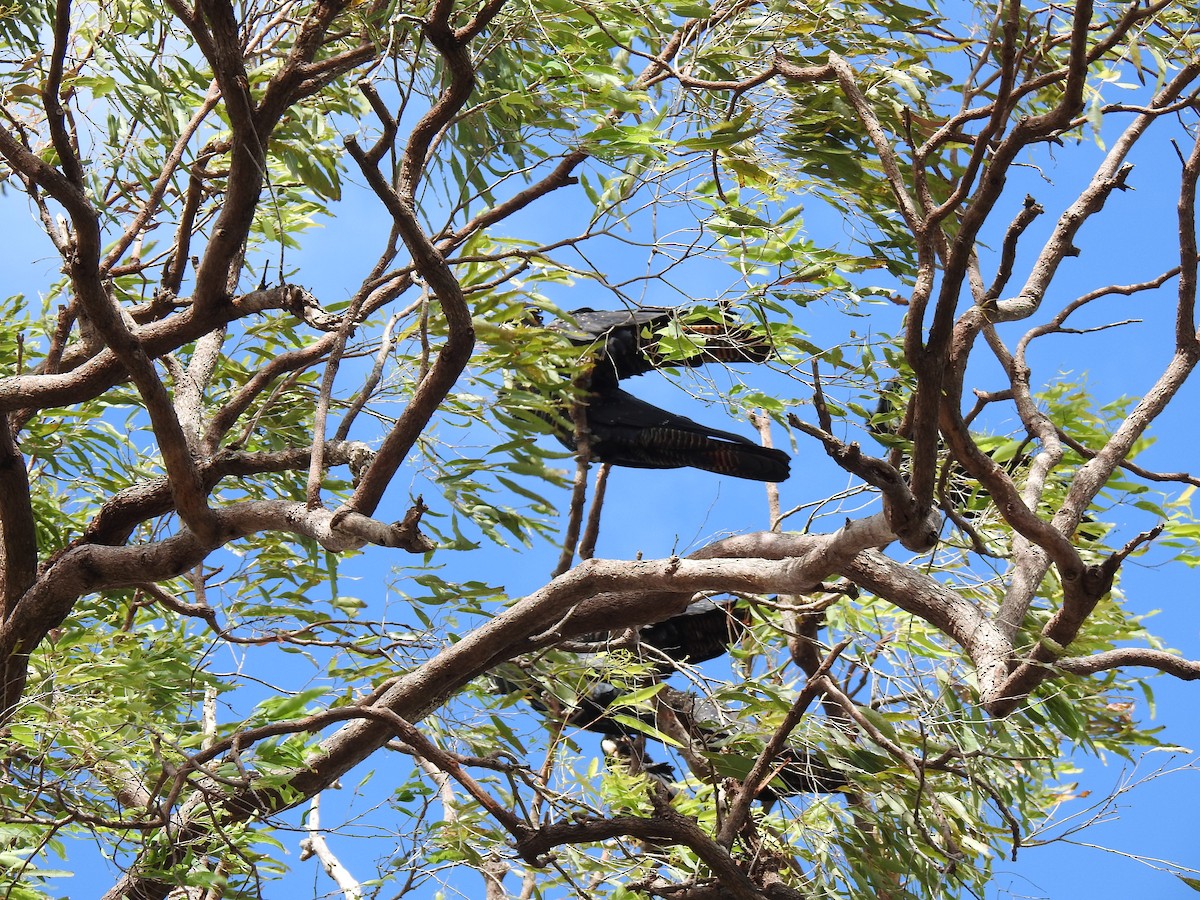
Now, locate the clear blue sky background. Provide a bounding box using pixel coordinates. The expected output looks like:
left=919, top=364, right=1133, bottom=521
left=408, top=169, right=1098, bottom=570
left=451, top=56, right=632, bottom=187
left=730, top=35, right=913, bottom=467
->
left=3, top=51, right=1199, bottom=900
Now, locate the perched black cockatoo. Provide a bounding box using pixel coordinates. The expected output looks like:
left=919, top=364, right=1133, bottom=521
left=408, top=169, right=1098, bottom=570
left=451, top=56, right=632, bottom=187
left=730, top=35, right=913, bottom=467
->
left=490, top=674, right=647, bottom=736
left=526, top=302, right=790, bottom=480
left=638, top=598, right=751, bottom=665
left=553, top=305, right=775, bottom=389
left=556, top=384, right=791, bottom=482
left=750, top=747, right=848, bottom=804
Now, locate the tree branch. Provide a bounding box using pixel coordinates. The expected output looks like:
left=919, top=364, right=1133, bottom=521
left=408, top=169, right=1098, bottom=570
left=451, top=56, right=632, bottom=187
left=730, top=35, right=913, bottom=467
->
left=1056, top=648, right=1200, bottom=680
left=715, top=639, right=850, bottom=848
left=342, top=138, right=476, bottom=516
left=515, top=809, right=770, bottom=900
left=1, top=495, right=431, bottom=722
left=0, top=414, right=37, bottom=619
left=44, top=0, right=84, bottom=185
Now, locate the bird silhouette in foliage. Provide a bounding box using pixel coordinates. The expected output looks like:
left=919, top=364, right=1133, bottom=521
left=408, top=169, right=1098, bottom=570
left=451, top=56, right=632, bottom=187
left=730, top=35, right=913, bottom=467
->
left=490, top=599, right=751, bottom=738
left=552, top=305, right=775, bottom=388
left=490, top=596, right=854, bottom=805
left=602, top=735, right=678, bottom=795
left=714, top=744, right=848, bottom=806
left=559, top=384, right=791, bottom=482
left=489, top=673, right=644, bottom=736
left=637, top=597, right=752, bottom=666
left=539, top=304, right=790, bottom=482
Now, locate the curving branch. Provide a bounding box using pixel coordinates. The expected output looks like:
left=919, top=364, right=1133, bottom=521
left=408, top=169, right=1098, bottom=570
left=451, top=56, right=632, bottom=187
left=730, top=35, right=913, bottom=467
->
left=342, top=40, right=480, bottom=515
left=0, top=284, right=333, bottom=416
left=1056, top=649, right=1200, bottom=680
left=825, top=53, right=925, bottom=235
left=516, top=807, right=774, bottom=900
left=396, top=0, right=480, bottom=199
left=787, top=412, right=939, bottom=553
left=77, top=442, right=373, bottom=547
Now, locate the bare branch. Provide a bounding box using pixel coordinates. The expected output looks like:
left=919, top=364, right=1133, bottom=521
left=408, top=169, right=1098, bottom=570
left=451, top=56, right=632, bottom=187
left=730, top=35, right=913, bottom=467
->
left=397, top=4, right=477, bottom=199
left=826, top=53, right=924, bottom=235
left=754, top=416, right=782, bottom=528
left=554, top=386, right=595, bottom=577
left=44, top=0, right=84, bottom=186
left=300, top=794, right=364, bottom=900
left=983, top=194, right=1044, bottom=303
left=787, top=412, right=939, bottom=553
left=1057, top=649, right=1200, bottom=680
left=100, top=86, right=221, bottom=273
left=307, top=293, right=369, bottom=508
left=1176, top=126, right=1200, bottom=345
left=578, top=463, right=610, bottom=561
left=334, top=308, right=407, bottom=442
left=358, top=706, right=528, bottom=836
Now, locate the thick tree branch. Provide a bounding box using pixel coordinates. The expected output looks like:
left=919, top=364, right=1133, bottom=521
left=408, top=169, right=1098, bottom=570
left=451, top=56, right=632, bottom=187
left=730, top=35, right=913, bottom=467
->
left=0, top=285, right=325, bottom=415
left=257, top=1, right=357, bottom=123
left=787, top=413, right=939, bottom=553
left=76, top=442, right=373, bottom=547
left=185, top=0, right=265, bottom=313
left=342, top=144, right=476, bottom=516
left=0, top=415, right=38, bottom=619
left=1056, top=648, right=1200, bottom=680
left=516, top=808, right=770, bottom=900
left=988, top=527, right=1164, bottom=716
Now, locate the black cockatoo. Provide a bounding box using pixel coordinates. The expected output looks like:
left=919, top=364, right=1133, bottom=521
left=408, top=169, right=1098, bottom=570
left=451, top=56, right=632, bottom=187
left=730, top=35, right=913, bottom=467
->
left=552, top=305, right=775, bottom=389
left=525, top=302, right=790, bottom=481
left=638, top=597, right=751, bottom=665
left=553, top=383, right=791, bottom=482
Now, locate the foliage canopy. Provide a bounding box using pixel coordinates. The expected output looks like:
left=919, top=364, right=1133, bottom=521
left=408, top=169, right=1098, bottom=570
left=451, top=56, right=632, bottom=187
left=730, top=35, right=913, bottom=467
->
left=0, top=0, right=1199, bottom=898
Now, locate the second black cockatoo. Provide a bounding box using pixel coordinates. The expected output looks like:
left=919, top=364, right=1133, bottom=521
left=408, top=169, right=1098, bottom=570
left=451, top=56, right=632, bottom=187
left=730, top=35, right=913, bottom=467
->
left=638, top=597, right=751, bottom=665
left=490, top=674, right=643, bottom=736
